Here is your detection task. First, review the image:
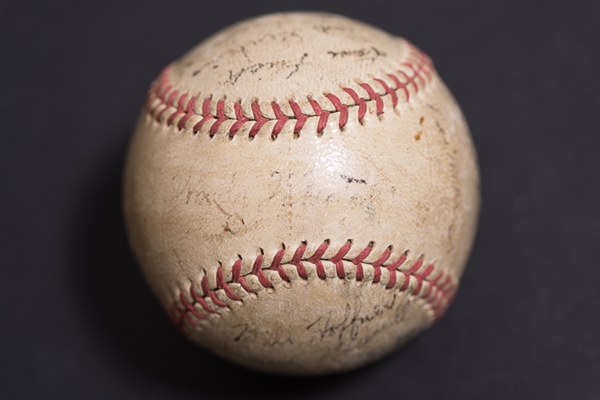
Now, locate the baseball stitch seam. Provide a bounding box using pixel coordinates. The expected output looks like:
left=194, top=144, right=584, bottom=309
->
left=146, top=44, right=433, bottom=139
left=170, top=241, right=457, bottom=329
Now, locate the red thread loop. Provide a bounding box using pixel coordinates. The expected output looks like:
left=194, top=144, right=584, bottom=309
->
left=180, top=292, right=205, bottom=321
left=166, top=89, right=179, bottom=108
left=335, top=261, right=346, bottom=279
left=217, top=266, right=241, bottom=301
left=402, top=61, right=425, bottom=87
left=329, top=241, right=352, bottom=264
left=416, top=264, right=434, bottom=280
left=237, top=276, right=255, bottom=294
left=373, top=78, right=398, bottom=109
left=359, top=83, right=384, bottom=115
left=193, top=98, right=214, bottom=134
left=351, top=246, right=373, bottom=265
left=270, top=249, right=285, bottom=270
left=177, top=96, right=196, bottom=130
left=291, top=245, right=307, bottom=264
left=231, top=259, right=242, bottom=283
left=270, top=249, right=290, bottom=282
left=177, top=93, right=188, bottom=110
left=208, top=99, right=227, bottom=136
left=228, top=103, right=249, bottom=137
left=387, top=253, right=407, bottom=271
left=387, top=73, right=410, bottom=102
left=308, top=242, right=329, bottom=263
left=291, top=244, right=308, bottom=279
left=271, top=102, right=289, bottom=138
left=154, top=87, right=173, bottom=122
left=397, top=69, right=418, bottom=93
left=307, top=242, right=329, bottom=280
left=373, top=266, right=382, bottom=283
left=191, top=284, right=217, bottom=314
left=201, top=276, right=227, bottom=307
left=249, top=102, right=268, bottom=137
left=342, top=88, right=367, bottom=122
left=405, top=258, right=423, bottom=275
left=166, top=92, right=187, bottom=126
left=439, top=274, right=453, bottom=291
left=386, top=270, right=397, bottom=289
left=249, top=253, right=274, bottom=288
left=308, top=98, right=329, bottom=134
left=413, top=277, right=424, bottom=296
left=325, top=93, right=348, bottom=130
left=400, top=259, right=423, bottom=291
left=329, top=241, right=352, bottom=279
left=351, top=244, right=372, bottom=282
left=251, top=254, right=263, bottom=275
left=371, top=247, right=391, bottom=268
left=289, top=100, right=308, bottom=133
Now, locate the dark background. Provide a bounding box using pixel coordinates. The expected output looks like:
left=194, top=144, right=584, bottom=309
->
left=2, top=2, right=599, bottom=399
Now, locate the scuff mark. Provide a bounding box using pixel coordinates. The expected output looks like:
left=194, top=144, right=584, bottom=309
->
left=341, top=174, right=367, bottom=184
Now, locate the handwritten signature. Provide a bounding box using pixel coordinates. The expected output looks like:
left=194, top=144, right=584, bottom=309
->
left=306, top=292, right=408, bottom=346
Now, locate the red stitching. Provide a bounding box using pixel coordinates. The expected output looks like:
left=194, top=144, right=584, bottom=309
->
left=308, top=97, right=329, bottom=134
left=228, top=103, right=248, bottom=137
left=192, top=98, right=214, bottom=134
left=190, top=284, right=217, bottom=314
left=342, top=88, right=367, bottom=123
left=387, top=74, right=410, bottom=102
left=176, top=96, right=196, bottom=130
left=251, top=254, right=274, bottom=288
left=325, top=93, right=348, bottom=129
left=270, top=102, right=289, bottom=138
left=208, top=99, right=227, bottom=136
left=359, top=83, right=383, bottom=115
left=201, top=275, right=227, bottom=307
left=270, top=248, right=290, bottom=282
left=147, top=44, right=433, bottom=138
left=288, top=100, right=308, bottom=133
left=351, top=243, right=372, bottom=281
left=172, top=240, right=458, bottom=329
left=249, top=102, right=269, bottom=137
left=291, top=244, right=308, bottom=279
left=180, top=292, right=206, bottom=320
left=216, top=266, right=241, bottom=301
left=373, top=78, right=398, bottom=109
left=307, top=241, right=329, bottom=279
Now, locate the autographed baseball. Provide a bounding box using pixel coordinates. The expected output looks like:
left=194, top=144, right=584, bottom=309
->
left=124, top=12, right=479, bottom=375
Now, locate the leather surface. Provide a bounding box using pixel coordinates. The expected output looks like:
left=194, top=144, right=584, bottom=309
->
left=123, top=11, right=480, bottom=375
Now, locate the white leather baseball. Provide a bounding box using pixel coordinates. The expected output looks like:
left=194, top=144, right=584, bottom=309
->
left=123, top=12, right=479, bottom=375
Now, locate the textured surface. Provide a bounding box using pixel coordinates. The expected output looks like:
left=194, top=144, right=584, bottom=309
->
left=2, top=1, right=599, bottom=398
left=123, top=12, right=479, bottom=374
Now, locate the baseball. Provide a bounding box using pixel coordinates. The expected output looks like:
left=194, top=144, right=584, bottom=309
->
left=123, top=12, right=479, bottom=375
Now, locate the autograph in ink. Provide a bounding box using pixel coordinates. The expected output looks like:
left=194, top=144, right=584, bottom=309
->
left=306, top=291, right=410, bottom=347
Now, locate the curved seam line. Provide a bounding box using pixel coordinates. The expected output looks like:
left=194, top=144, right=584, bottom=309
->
left=170, top=245, right=457, bottom=329
left=147, top=43, right=434, bottom=137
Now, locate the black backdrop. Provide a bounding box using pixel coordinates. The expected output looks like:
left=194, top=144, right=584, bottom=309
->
left=2, top=2, right=599, bottom=399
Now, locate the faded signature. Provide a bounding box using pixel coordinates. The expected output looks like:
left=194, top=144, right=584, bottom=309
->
left=232, top=323, right=293, bottom=346
left=306, top=292, right=410, bottom=347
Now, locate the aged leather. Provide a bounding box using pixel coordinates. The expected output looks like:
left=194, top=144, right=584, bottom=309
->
left=123, top=12, right=480, bottom=375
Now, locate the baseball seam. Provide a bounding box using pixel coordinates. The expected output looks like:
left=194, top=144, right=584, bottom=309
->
left=146, top=44, right=433, bottom=139
left=170, top=240, right=457, bottom=329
